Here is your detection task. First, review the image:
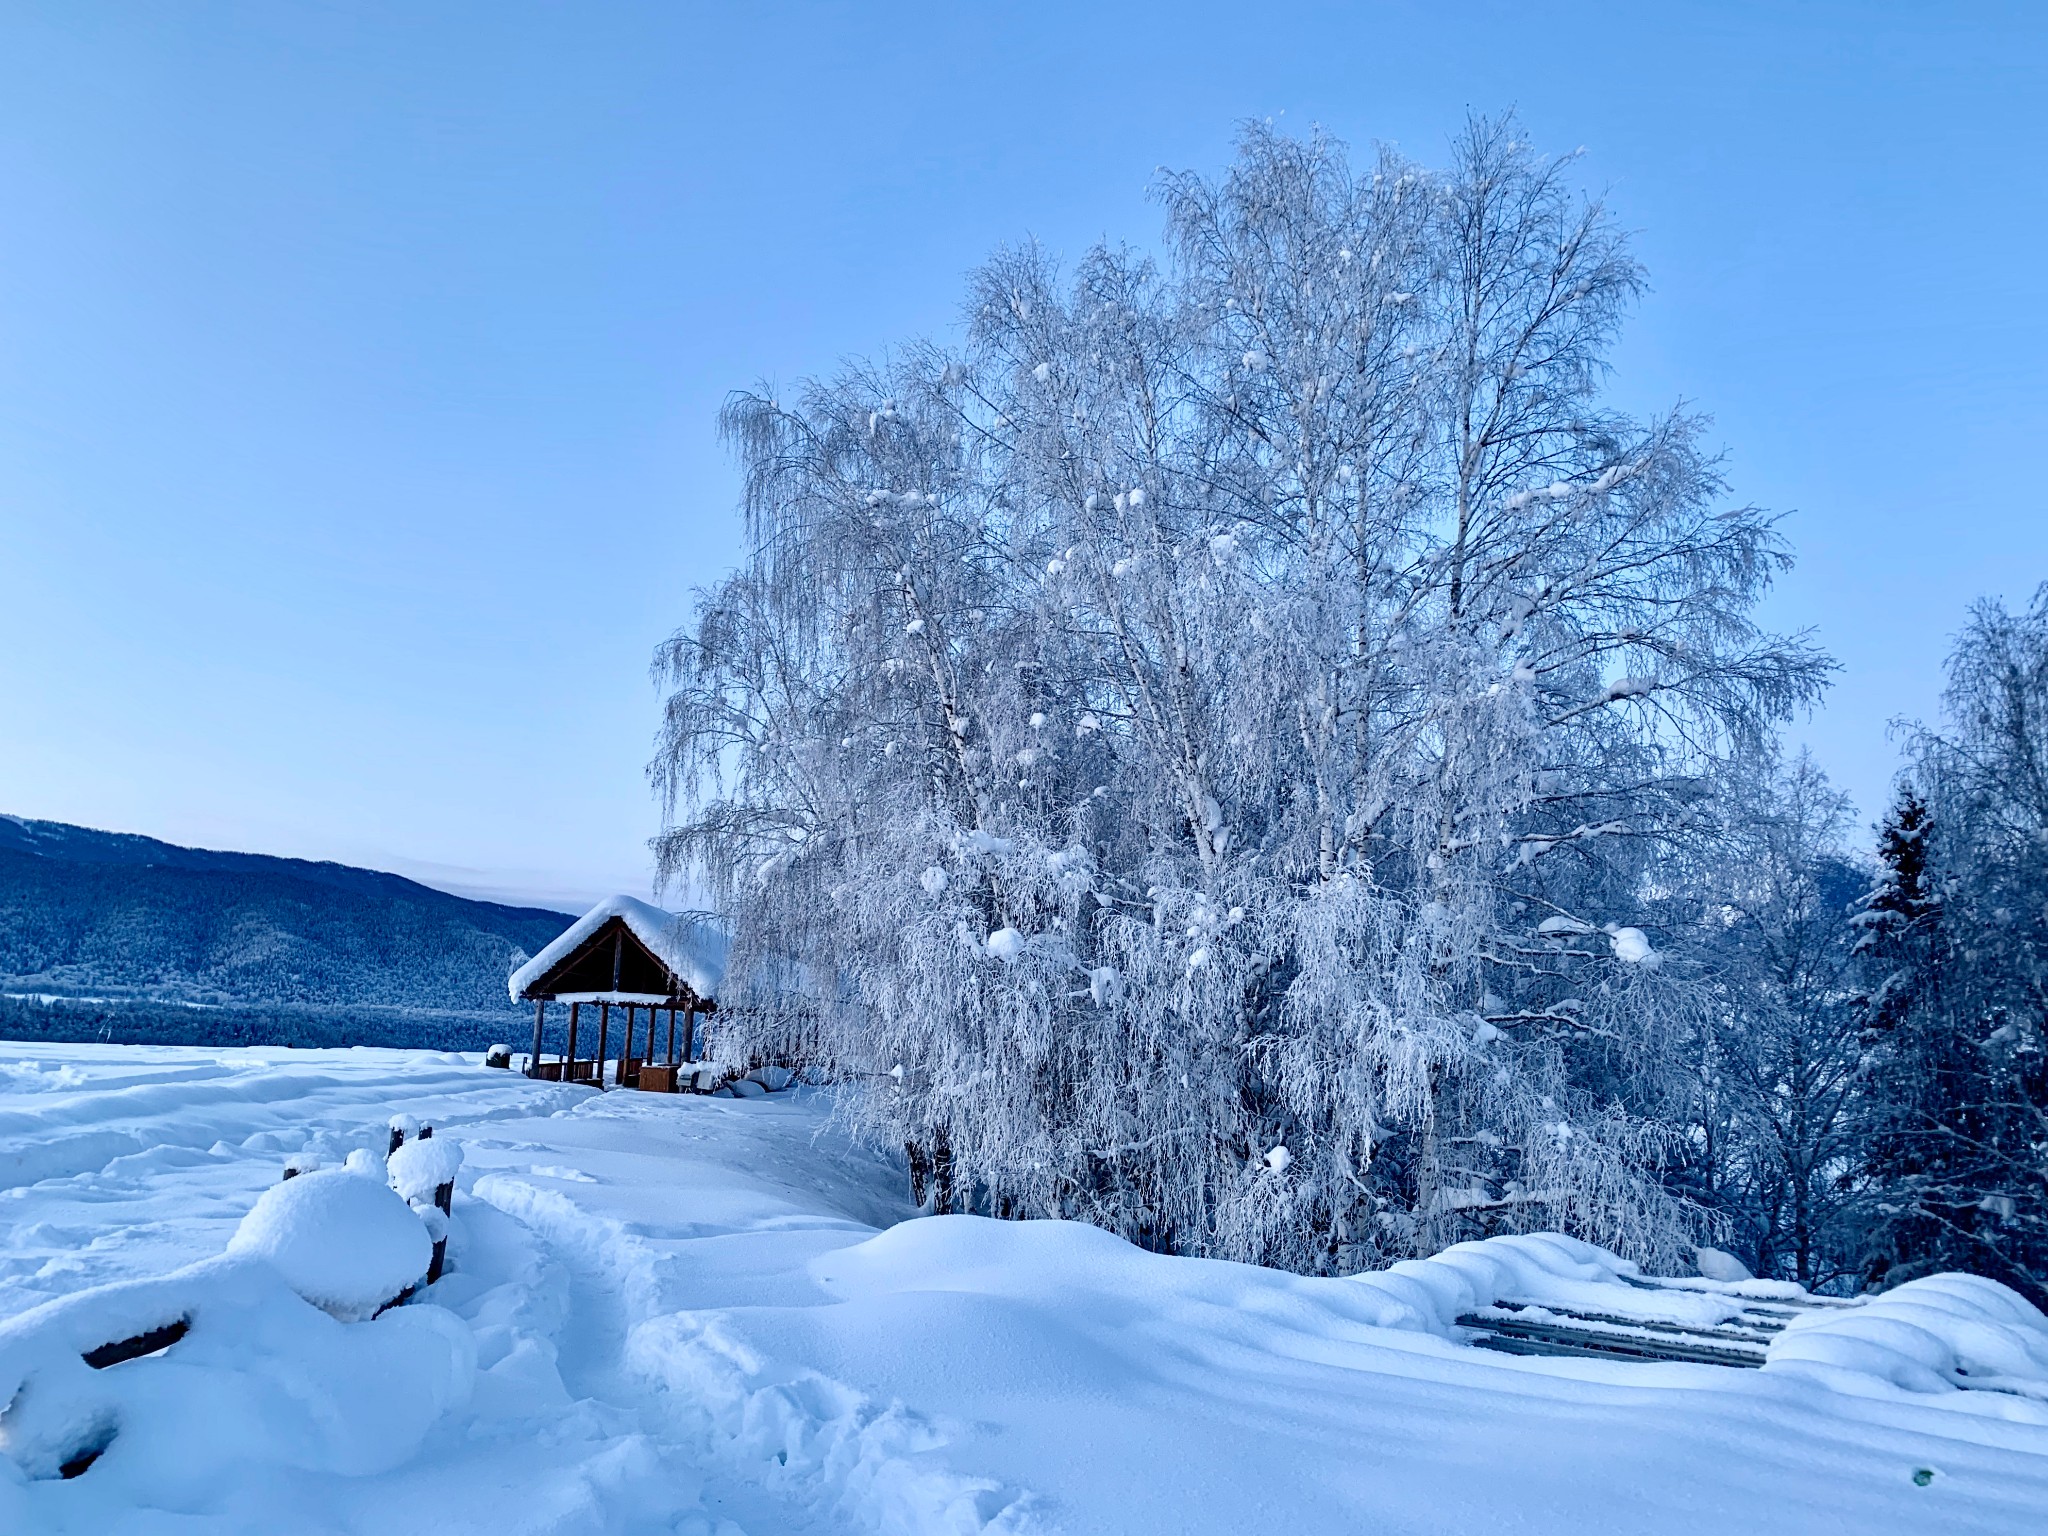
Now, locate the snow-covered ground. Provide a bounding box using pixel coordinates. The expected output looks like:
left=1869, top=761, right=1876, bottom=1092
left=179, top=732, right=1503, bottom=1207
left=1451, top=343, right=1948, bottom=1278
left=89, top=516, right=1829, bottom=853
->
left=2, top=1044, right=2045, bottom=1535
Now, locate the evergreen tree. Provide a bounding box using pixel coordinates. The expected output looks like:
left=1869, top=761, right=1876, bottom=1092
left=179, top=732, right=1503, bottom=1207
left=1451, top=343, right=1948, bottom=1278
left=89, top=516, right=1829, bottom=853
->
left=1855, top=594, right=2048, bottom=1304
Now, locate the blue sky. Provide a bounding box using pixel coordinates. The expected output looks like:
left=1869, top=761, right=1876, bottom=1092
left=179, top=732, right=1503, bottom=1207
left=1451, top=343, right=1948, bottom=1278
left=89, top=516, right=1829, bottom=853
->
left=1, top=2, right=2042, bottom=910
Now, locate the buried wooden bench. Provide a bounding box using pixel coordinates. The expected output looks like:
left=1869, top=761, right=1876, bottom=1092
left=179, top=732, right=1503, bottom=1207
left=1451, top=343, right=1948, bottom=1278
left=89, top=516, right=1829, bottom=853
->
left=27, top=1318, right=199, bottom=1480
left=82, top=1316, right=192, bottom=1370
left=1448, top=1273, right=1858, bottom=1370
left=57, top=1425, right=116, bottom=1480
left=1485, top=1303, right=1782, bottom=1347
left=1457, top=1311, right=1770, bottom=1368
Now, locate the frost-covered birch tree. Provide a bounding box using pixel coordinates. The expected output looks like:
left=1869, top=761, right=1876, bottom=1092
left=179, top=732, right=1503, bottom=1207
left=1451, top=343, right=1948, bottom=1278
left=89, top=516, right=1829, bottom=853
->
left=1677, top=754, right=1866, bottom=1287
left=653, top=118, right=1829, bottom=1274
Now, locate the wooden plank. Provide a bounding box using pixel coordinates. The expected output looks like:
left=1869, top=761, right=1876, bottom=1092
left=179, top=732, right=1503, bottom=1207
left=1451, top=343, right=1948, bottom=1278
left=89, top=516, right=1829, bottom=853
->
left=1619, top=1274, right=1860, bottom=1310
left=83, top=1317, right=189, bottom=1369
left=58, top=1432, right=114, bottom=1479
left=1486, top=1301, right=1782, bottom=1344
left=1458, top=1314, right=1767, bottom=1369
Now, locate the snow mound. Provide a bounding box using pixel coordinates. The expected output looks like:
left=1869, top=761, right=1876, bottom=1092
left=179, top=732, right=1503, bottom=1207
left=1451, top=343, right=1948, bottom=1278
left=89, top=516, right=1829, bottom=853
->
left=508, top=893, right=727, bottom=1002
left=815, top=1222, right=1762, bottom=1350
left=227, top=1169, right=431, bottom=1320
left=1696, top=1245, right=1754, bottom=1282
left=815, top=1211, right=1436, bottom=1348
left=0, top=1255, right=472, bottom=1502
left=386, top=1134, right=463, bottom=1204
left=1765, top=1272, right=2048, bottom=1407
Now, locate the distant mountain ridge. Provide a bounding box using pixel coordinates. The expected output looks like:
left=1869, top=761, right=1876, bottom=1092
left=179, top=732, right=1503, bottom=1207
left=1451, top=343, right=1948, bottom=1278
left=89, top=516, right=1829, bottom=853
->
left=0, top=816, right=576, bottom=1017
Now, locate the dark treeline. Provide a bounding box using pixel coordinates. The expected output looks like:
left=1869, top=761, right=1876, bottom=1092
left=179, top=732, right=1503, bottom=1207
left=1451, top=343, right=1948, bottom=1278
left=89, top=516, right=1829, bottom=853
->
left=0, top=994, right=526, bottom=1054
left=0, top=816, right=570, bottom=1015
left=1689, top=591, right=2048, bottom=1304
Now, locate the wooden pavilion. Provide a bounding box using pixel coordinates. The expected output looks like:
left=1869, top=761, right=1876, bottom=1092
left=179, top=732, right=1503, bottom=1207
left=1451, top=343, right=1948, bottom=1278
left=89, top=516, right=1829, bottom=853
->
left=510, top=895, right=725, bottom=1092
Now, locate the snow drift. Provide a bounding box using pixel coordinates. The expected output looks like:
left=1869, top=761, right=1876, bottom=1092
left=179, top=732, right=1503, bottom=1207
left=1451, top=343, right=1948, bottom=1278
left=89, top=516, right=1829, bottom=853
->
left=1765, top=1272, right=2048, bottom=1407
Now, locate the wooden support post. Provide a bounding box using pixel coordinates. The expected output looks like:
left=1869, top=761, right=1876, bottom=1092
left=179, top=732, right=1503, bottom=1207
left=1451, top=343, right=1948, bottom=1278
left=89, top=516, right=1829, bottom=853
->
left=609, top=931, right=624, bottom=1088
left=565, top=1002, right=581, bottom=1080
left=666, top=1005, right=677, bottom=1065
left=934, top=1132, right=956, bottom=1214
left=682, top=1004, right=696, bottom=1063
left=529, top=999, right=545, bottom=1077
left=646, top=1005, right=657, bottom=1064
left=596, top=1002, right=610, bottom=1090
left=907, top=1139, right=929, bottom=1207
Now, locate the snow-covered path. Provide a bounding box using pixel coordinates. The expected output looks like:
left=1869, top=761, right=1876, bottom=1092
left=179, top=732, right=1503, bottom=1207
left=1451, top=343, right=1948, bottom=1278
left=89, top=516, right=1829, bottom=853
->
left=3, top=1044, right=2046, bottom=1535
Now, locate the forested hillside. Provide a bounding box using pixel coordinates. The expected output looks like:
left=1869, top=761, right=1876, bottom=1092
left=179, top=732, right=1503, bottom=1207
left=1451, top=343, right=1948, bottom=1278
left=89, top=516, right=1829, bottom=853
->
left=0, top=816, right=573, bottom=1016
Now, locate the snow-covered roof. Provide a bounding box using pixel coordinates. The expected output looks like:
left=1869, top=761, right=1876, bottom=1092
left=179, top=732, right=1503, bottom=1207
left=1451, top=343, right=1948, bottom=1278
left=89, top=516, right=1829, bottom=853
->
left=507, top=894, right=728, bottom=1003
